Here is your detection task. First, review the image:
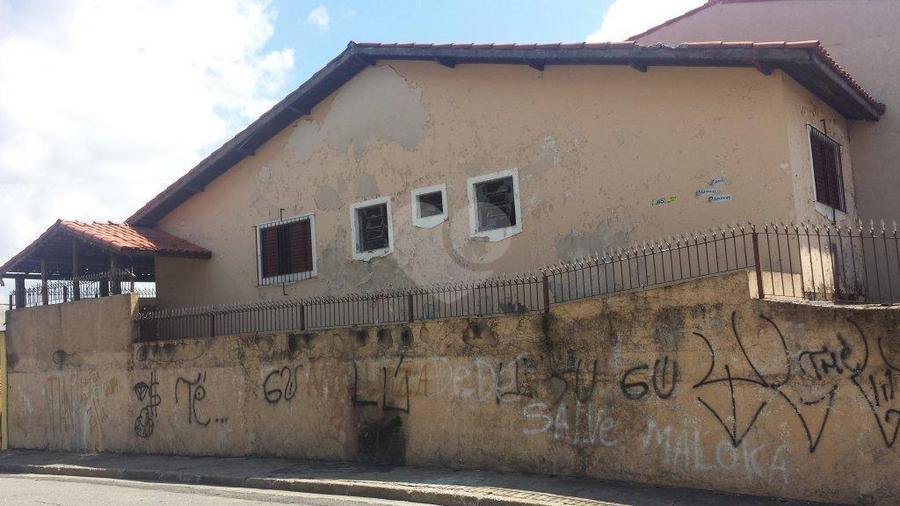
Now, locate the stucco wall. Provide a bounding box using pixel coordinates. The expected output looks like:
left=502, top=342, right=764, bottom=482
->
left=7, top=273, right=900, bottom=504
left=633, top=0, right=898, bottom=223
left=154, top=62, right=852, bottom=307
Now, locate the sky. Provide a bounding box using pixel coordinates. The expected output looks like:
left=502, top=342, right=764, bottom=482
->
left=0, top=0, right=705, bottom=302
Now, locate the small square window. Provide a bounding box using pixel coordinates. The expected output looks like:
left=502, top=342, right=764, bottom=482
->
left=351, top=197, right=393, bottom=260
left=411, top=184, right=448, bottom=228
left=467, top=169, right=522, bottom=241
left=418, top=192, right=443, bottom=217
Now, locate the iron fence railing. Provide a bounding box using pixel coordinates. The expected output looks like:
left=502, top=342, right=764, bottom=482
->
left=9, top=268, right=156, bottom=309
left=545, top=227, right=754, bottom=303
left=136, top=276, right=546, bottom=341
left=755, top=222, right=900, bottom=304
left=133, top=221, right=900, bottom=342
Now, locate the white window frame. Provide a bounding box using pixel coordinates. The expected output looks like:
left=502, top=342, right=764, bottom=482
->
left=256, top=212, right=318, bottom=286
left=467, top=168, right=522, bottom=242
left=350, top=196, right=394, bottom=261
left=805, top=124, right=848, bottom=221
left=411, top=184, right=448, bottom=229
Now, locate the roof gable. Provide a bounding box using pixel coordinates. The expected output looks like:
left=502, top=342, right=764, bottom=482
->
left=127, top=40, right=884, bottom=227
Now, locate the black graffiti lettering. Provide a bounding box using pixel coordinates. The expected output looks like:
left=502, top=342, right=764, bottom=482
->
left=851, top=333, right=900, bottom=448
left=382, top=367, right=410, bottom=413
left=133, top=371, right=160, bottom=438
left=652, top=356, right=678, bottom=399
left=620, top=365, right=649, bottom=400
left=692, top=312, right=882, bottom=453
left=799, top=347, right=841, bottom=380
left=621, top=356, right=678, bottom=401
left=352, top=357, right=410, bottom=413
left=496, top=358, right=532, bottom=404
left=175, top=372, right=211, bottom=426
left=263, top=365, right=300, bottom=404
left=697, top=365, right=766, bottom=448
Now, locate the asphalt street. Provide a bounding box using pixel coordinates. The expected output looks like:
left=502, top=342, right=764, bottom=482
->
left=0, top=474, right=432, bottom=505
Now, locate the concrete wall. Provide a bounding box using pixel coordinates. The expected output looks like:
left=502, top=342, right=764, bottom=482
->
left=7, top=273, right=900, bottom=504
left=0, top=329, right=6, bottom=450
left=633, top=0, right=898, bottom=223
left=154, top=62, right=854, bottom=308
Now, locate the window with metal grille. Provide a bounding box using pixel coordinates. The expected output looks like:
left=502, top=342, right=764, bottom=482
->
left=474, top=176, right=516, bottom=231
left=809, top=126, right=845, bottom=212
left=417, top=191, right=444, bottom=218
left=257, top=215, right=316, bottom=285
left=351, top=197, right=393, bottom=259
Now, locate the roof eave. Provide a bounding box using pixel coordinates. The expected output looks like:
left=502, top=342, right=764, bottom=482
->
left=126, top=44, right=370, bottom=226
left=125, top=42, right=882, bottom=227
left=356, top=44, right=883, bottom=119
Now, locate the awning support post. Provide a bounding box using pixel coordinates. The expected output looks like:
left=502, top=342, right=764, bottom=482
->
left=110, top=257, right=121, bottom=296
left=14, top=277, right=25, bottom=309
left=40, top=260, right=48, bottom=305
left=72, top=242, right=81, bottom=301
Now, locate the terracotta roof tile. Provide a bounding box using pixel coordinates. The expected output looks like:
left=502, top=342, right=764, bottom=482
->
left=59, top=221, right=210, bottom=257
left=0, top=220, right=210, bottom=276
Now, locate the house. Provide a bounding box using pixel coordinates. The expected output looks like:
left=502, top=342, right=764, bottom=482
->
left=5, top=43, right=900, bottom=504
left=0, top=41, right=885, bottom=309
left=631, top=0, right=900, bottom=222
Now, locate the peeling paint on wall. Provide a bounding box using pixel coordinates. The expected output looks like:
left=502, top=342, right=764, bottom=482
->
left=285, top=65, right=429, bottom=163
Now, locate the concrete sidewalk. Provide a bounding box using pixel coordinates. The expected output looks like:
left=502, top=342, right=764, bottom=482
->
left=0, top=450, right=832, bottom=506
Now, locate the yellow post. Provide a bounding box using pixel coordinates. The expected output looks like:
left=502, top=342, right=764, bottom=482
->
left=0, top=330, right=7, bottom=450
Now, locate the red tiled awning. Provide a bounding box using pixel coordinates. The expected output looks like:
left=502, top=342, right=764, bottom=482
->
left=59, top=221, right=209, bottom=257
left=0, top=220, right=210, bottom=278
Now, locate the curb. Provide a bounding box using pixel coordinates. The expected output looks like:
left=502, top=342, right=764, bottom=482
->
left=0, top=463, right=594, bottom=506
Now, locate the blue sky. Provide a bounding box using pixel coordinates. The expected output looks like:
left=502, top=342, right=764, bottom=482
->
left=0, top=0, right=705, bottom=307
left=266, top=0, right=607, bottom=87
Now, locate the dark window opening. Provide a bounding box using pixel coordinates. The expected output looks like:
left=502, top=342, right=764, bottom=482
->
left=809, top=127, right=845, bottom=212
left=417, top=191, right=444, bottom=218
left=475, top=176, right=516, bottom=231
left=356, top=203, right=390, bottom=252
left=259, top=217, right=314, bottom=281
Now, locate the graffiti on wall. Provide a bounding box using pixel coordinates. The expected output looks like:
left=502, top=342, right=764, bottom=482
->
left=692, top=311, right=900, bottom=452
left=263, top=365, right=301, bottom=404
left=175, top=372, right=227, bottom=426
left=133, top=371, right=160, bottom=438
left=90, top=302, right=899, bottom=498
left=352, top=356, right=410, bottom=413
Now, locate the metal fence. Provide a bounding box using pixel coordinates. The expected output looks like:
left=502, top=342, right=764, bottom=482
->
left=114, top=221, right=900, bottom=342
left=545, top=226, right=755, bottom=303
left=9, top=268, right=156, bottom=309
left=755, top=222, right=900, bottom=304
left=136, top=276, right=546, bottom=341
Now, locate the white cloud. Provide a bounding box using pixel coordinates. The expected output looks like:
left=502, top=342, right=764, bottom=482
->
left=587, top=0, right=707, bottom=42
left=307, top=5, right=331, bottom=31
left=0, top=0, right=293, bottom=289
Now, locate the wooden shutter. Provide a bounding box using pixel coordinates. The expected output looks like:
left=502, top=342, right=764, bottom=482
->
left=286, top=219, right=313, bottom=273
left=810, top=129, right=844, bottom=211
left=259, top=226, right=279, bottom=278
